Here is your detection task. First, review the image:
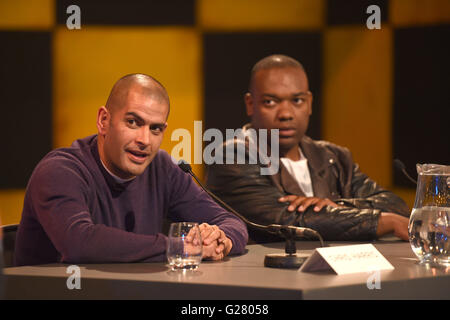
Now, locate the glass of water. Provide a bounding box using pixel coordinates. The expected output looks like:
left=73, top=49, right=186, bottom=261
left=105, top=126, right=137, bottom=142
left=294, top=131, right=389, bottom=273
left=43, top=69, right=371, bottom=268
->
left=167, top=222, right=203, bottom=271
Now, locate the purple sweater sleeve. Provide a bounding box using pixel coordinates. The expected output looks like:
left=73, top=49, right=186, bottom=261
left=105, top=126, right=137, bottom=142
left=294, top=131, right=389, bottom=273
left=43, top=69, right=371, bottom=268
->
left=25, top=151, right=247, bottom=264
left=29, top=157, right=168, bottom=263
left=164, top=155, right=248, bottom=255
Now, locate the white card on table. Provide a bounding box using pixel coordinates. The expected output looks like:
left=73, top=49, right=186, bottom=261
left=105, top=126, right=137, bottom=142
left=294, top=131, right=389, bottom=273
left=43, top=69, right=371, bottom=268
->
left=299, top=244, right=394, bottom=275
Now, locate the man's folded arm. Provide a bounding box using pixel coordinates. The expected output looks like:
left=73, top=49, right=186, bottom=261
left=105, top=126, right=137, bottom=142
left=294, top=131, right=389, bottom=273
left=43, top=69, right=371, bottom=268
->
left=31, top=159, right=168, bottom=263
left=206, top=162, right=382, bottom=241
left=165, top=154, right=248, bottom=255
left=337, top=163, right=410, bottom=217
left=206, top=163, right=291, bottom=225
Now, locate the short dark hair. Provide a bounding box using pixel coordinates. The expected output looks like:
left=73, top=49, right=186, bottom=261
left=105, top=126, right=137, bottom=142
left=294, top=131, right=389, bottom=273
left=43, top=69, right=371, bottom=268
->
left=248, top=54, right=305, bottom=92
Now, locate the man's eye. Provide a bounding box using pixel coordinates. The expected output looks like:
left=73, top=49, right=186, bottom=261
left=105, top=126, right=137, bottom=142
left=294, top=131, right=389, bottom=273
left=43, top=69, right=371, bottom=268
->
left=293, top=98, right=304, bottom=104
left=150, top=126, right=163, bottom=134
left=263, top=99, right=276, bottom=106
left=127, top=119, right=138, bottom=127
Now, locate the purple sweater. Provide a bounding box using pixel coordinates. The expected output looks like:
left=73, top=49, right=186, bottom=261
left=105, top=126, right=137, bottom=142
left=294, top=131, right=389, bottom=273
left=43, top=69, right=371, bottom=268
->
left=14, top=135, right=248, bottom=266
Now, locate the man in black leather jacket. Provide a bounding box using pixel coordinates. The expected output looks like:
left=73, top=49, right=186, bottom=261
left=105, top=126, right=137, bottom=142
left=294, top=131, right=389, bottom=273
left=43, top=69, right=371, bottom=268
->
left=205, top=54, right=410, bottom=243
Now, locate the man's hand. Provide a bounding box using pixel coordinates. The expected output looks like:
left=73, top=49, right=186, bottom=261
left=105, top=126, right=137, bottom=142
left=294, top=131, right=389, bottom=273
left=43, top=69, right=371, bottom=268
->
left=199, top=223, right=233, bottom=260
left=278, top=195, right=340, bottom=212
left=377, top=212, right=409, bottom=241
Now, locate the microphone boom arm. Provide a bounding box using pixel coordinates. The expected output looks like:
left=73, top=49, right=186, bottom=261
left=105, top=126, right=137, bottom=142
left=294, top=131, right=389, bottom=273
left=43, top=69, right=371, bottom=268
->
left=179, top=160, right=325, bottom=247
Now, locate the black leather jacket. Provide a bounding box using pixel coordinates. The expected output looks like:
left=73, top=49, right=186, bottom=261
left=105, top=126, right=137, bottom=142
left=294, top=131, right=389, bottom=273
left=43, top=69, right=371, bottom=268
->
left=205, top=125, right=410, bottom=243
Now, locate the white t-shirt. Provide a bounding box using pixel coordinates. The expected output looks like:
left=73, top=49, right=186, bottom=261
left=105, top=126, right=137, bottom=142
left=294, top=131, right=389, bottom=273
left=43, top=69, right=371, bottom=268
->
left=280, top=148, right=314, bottom=197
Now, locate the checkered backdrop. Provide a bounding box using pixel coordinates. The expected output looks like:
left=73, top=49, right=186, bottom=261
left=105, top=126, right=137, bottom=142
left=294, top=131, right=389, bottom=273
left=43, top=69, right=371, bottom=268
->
left=0, top=0, right=449, bottom=225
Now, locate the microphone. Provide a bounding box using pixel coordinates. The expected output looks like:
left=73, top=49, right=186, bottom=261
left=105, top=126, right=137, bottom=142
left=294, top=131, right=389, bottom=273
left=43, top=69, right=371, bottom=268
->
left=178, top=160, right=321, bottom=240
left=179, top=160, right=273, bottom=230
left=394, top=159, right=417, bottom=185
left=178, top=160, right=324, bottom=268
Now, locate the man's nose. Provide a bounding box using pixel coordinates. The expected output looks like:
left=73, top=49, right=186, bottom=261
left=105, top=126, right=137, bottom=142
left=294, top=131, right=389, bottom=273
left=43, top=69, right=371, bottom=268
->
left=136, top=127, right=151, bottom=147
left=277, top=100, right=294, bottom=121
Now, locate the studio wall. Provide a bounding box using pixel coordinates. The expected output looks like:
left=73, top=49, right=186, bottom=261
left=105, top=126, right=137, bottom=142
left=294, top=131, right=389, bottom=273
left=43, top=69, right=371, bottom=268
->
left=0, top=0, right=449, bottom=225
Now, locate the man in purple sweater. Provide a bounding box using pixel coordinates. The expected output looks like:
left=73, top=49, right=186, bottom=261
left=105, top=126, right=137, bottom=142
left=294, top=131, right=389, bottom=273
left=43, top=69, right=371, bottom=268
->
left=14, top=74, right=248, bottom=266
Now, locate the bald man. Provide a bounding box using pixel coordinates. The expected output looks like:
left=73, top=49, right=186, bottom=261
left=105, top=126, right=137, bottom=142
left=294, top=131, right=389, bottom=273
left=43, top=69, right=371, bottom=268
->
left=15, top=74, right=247, bottom=266
left=206, top=55, right=410, bottom=243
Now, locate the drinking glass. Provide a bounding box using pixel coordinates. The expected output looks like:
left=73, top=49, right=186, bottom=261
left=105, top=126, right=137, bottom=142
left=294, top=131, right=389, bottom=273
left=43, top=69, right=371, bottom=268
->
left=167, top=222, right=202, bottom=271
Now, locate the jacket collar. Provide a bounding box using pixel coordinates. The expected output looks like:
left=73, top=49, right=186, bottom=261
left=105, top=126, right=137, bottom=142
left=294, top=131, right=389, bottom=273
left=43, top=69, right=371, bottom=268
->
left=276, top=136, right=333, bottom=198
left=242, top=124, right=334, bottom=198
left=300, top=136, right=335, bottom=198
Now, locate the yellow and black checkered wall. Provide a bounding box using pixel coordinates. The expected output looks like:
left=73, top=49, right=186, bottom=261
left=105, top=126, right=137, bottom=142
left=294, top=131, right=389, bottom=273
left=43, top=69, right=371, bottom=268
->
left=1, top=0, right=449, bottom=225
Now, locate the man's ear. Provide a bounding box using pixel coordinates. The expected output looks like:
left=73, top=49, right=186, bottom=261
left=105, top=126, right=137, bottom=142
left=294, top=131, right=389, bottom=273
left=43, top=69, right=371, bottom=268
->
left=244, top=92, right=253, bottom=117
left=97, top=106, right=110, bottom=136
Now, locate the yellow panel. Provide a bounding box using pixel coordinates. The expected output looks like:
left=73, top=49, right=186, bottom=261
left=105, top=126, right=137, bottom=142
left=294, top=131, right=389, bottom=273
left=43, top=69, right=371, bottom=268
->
left=0, top=0, right=54, bottom=30
left=0, top=190, right=25, bottom=225
left=53, top=26, right=204, bottom=178
left=197, top=0, right=324, bottom=31
left=323, top=27, right=393, bottom=188
left=390, top=0, right=450, bottom=26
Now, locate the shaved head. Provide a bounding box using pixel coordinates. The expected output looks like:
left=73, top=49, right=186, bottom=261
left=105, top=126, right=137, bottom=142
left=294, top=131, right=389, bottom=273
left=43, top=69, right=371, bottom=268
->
left=105, top=73, right=170, bottom=119
left=249, top=54, right=305, bottom=92
left=97, top=73, right=170, bottom=179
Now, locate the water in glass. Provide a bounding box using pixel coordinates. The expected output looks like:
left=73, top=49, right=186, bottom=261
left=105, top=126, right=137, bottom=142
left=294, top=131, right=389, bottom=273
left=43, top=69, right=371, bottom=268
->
left=167, top=222, right=202, bottom=270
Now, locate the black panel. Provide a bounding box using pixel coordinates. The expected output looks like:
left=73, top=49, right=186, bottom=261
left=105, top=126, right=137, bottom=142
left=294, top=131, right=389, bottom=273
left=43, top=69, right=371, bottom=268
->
left=327, top=0, right=388, bottom=25
left=393, top=25, right=450, bottom=187
left=0, top=31, right=52, bottom=189
left=56, top=0, right=195, bottom=26
left=203, top=32, right=322, bottom=140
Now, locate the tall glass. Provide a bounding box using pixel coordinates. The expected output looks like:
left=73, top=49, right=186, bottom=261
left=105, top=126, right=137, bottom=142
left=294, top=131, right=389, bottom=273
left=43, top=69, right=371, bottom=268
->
left=167, top=222, right=202, bottom=271
left=409, top=164, right=449, bottom=266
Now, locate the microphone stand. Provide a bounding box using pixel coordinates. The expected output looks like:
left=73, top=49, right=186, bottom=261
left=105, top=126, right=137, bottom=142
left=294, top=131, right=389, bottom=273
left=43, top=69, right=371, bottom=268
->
left=263, top=225, right=312, bottom=269
left=178, top=160, right=324, bottom=269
